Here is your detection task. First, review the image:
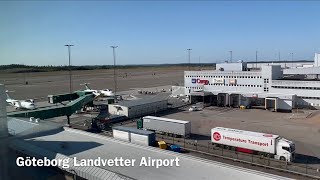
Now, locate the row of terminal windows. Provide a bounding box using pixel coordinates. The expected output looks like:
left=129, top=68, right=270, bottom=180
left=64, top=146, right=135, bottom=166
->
left=186, top=84, right=262, bottom=88
left=186, top=87, right=203, bottom=90
left=298, top=96, right=320, bottom=100
left=272, top=86, right=320, bottom=90
left=186, top=75, right=262, bottom=79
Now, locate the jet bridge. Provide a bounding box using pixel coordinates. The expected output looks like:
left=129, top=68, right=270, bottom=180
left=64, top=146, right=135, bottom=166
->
left=7, top=92, right=95, bottom=123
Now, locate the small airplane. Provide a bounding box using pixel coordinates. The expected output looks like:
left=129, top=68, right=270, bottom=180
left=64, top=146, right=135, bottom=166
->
left=80, top=83, right=114, bottom=97
left=6, top=91, right=37, bottom=110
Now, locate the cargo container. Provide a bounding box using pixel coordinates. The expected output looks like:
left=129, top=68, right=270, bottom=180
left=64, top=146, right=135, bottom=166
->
left=158, top=141, right=167, bottom=149
left=113, top=128, right=130, bottom=142
left=141, top=116, right=191, bottom=138
left=211, top=127, right=295, bottom=162
left=112, top=126, right=155, bottom=146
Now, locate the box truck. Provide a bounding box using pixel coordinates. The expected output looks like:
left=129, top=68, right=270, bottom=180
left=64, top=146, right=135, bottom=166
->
left=211, top=127, right=295, bottom=162
left=140, top=116, right=191, bottom=138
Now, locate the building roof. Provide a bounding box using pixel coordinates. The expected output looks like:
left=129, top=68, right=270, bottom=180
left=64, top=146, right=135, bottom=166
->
left=143, top=116, right=190, bottom=124
left=111, top=96, right=167, bottom=107
left=11, top=127, right=291, bottom=180
left=246, top=60, right=313, bottom=64
left=7, top=117, right=38, bottom=135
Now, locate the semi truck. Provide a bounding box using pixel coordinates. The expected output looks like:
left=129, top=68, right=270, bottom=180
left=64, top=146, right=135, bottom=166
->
left=138, top=116, right=191, bottom=138
left=211, top=127, right=295, bottom=162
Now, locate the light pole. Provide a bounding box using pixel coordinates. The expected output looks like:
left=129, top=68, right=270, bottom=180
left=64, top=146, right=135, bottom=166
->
left=290, top=52, right=294, bottom=68
left=64, top=44, right=74, bottom=94
left=187, top=49, right=192, bottom=71
left=111, top=46, right=118, bottom=103
left=229, top=51, right=233, bottom=63
left=255, top=51, right=258, bottom=69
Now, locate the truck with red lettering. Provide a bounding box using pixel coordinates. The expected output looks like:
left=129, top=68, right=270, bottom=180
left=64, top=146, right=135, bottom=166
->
left=211, top=127, right=295, bottom=162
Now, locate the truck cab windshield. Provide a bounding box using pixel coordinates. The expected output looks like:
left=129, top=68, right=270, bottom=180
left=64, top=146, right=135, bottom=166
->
left=282, top=146, right=290, bottom=152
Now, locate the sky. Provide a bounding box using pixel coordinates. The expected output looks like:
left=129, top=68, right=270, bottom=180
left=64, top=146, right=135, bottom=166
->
left=1, top=1, right=320, bottom=66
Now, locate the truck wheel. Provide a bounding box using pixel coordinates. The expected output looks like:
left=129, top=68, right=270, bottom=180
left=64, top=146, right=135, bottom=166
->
left=280, top=156, right=286, bottom=161
left=265, top=153, right=270, bottom=157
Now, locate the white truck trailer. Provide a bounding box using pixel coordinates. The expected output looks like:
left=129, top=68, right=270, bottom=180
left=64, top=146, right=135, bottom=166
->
left=142, top=116, right=191, bottom=138
left=113, top=126, right=156, bottom=146
left=211, top=127, right=295, bottom=162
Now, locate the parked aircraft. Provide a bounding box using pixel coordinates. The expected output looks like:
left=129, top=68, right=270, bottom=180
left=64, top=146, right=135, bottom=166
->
left=81, top=83, right=114, bottom=97
left=6, top=91, right=36, bottom=110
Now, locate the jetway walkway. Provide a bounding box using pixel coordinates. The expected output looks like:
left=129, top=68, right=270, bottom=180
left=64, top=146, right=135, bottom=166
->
left=7, top=92, right=94, bottom=120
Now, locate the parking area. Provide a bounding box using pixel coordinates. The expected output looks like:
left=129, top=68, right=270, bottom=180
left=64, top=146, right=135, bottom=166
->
left=159, top=106, right=320, bottom=160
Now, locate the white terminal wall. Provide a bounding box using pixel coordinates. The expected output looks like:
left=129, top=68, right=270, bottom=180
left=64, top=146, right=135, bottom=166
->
left=184, top=64, right=320, bottom=108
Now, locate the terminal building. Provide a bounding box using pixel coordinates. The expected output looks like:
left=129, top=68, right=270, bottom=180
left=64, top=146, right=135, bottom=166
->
left=184, top=53, right=320, bottom=112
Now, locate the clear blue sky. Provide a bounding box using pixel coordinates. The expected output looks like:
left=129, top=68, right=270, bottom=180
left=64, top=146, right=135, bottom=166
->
left=1, top=1, right=320, bottom=66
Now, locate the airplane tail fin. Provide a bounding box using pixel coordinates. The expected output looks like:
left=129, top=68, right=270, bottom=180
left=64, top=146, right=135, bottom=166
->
left=5, top=91, right=11, bottom=100
left=85, top=84, right=90, bottom=90
left=80, top=83, right=91, bottom=90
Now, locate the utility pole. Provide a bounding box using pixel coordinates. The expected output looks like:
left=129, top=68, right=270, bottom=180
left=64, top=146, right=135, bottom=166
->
left=187, top=49, right=192, bottom=71
left=111, top=46, right=118, bottom=103
left=278, top=51, right=281, bottom=62
left=290, top=52, right=294, bottom=68
left=229, top=51, right=233, bottom=63
left=198, top=56, right=201, bottom=71
left=64, top=44, right=74, bottom=94
left=255, top=51, right=258, bottom=69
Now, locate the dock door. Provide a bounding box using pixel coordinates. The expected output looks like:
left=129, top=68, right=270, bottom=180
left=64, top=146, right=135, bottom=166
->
left=217, top=93, right=229, bottom=107
left=265, top=97, right=277, bottom=112
left=229, top=94, right=240, bottom=108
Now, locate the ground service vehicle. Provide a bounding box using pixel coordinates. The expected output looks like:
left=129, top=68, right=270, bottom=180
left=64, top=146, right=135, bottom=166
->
left=211, top=127, right=295, bottom=162
left=139, top=116, right=191, bottom=138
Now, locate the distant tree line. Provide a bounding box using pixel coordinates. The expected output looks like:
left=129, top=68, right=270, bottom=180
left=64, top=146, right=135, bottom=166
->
left=0, top=63, right=215, bottom=73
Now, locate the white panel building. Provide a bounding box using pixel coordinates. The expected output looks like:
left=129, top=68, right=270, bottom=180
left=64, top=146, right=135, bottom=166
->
left=108, top=97, right=168, bottom=118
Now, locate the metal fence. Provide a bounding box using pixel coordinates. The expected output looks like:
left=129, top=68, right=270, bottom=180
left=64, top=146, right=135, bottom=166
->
left=157, top=135, right=320, bottom=179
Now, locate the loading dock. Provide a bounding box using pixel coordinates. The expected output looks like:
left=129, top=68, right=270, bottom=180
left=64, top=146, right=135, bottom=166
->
left=265, top=97, right=277, bottom=112
left=190, top=91, right=214, bottom=107
left=217, top=93, right=229, bottom=107
left=229, top=94, right=241, bottom=108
